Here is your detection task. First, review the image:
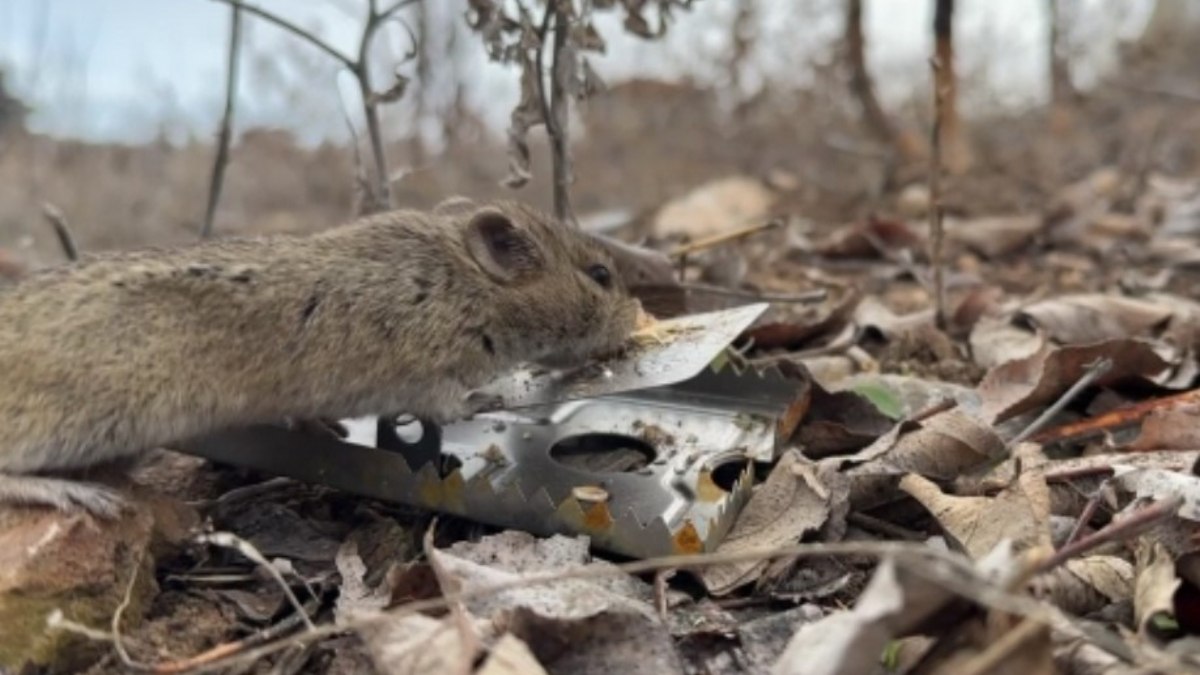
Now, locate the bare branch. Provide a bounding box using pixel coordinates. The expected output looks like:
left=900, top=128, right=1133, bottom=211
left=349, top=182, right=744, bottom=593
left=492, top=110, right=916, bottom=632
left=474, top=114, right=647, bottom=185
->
left=201, top=3, right=243, bottom=240
left=928, top=57, right=947, bottom=329
left=41, top=202, right=79, bottom=261
left=380, top=0, right=421, bottom=21
left=209, top=0, right=355, bottom=69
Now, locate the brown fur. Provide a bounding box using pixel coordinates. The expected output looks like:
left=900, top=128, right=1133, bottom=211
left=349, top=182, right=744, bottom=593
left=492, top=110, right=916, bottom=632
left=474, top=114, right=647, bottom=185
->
left=0, top=199, right=639, bottom=514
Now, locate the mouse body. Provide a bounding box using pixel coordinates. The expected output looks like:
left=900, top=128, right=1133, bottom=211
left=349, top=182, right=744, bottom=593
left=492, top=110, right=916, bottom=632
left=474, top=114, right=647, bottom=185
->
left=0, top=199, right=640, bottom=515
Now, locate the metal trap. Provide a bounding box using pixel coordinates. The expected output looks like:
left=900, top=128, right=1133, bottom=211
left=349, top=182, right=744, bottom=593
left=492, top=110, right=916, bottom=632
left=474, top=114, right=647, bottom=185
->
left=179, top=303, right=809, bottom=558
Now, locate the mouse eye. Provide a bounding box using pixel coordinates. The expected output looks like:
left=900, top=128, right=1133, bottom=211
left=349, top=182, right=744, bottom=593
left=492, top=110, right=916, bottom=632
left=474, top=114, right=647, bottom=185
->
left=585, top=263, right=612, bottom=289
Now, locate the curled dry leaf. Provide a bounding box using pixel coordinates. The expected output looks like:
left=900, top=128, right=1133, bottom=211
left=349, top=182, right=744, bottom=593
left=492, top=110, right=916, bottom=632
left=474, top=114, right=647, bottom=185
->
left=771, top=558, right=954, bottom=675
left=1134, top=540, right=1181, bottom=642
left=1110, top=463, right=1200, bottom=523
left=898, top=456, right=1052, bottom=561
left=1017, top=294, right=1176, bottom=345
left=946, top=214, right=1042, bottom=258
left=794, top=377, right=896, bottom=458
left=830, top=409, right=1006, bottom=511
left=699, top=451, right=834, bottom=596
left=432, top=532, right=683, bottom=674
left=357, top=612, right=489, bottom=675
left=977, top=339, right=1171, bottom=424
left=1028, top=556, right=1134, bottom=617
left=969, top=313, right=1047, bottom=371
left=743, top=288, right=861, bottom=352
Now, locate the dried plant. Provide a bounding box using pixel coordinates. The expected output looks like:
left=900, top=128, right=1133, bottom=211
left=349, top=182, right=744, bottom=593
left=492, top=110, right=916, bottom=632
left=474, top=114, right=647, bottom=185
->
left=464, top=0, right=695, bottom=225
left=209, top=0, right=419, bottom=216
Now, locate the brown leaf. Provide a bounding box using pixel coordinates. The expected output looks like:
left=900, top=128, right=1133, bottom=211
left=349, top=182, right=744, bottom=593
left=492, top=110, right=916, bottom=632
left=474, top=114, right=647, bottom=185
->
left=947, top=214, right=1042, bottom=258
left=699, top=451, right=833, bottom=595
left=1017, top=294, right=1175, bottom=344
left=977, top=339, right=1171, bottom=424
left=899, top=450, right=1051, bottom=561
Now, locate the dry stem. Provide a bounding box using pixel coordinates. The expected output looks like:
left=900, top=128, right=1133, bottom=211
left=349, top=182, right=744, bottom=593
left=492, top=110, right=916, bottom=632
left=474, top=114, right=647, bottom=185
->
left=928, top=57, right=947, bottom=329
left=41, top=202, right=79, bottom=261
left=201, top=3, right=242, bottom=240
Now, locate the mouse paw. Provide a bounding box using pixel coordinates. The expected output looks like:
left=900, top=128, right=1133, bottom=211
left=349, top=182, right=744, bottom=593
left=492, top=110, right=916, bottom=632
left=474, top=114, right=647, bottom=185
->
left=0, top=474, right=129, bottom=519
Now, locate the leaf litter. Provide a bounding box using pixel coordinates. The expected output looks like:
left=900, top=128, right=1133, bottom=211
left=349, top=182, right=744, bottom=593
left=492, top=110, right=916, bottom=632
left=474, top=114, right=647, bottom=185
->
left=22, top=86, right=1200, bottom=675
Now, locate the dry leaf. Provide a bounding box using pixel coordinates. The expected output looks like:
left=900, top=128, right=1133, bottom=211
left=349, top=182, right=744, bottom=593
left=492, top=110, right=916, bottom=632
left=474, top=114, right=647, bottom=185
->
left=899, top=462, right=1052, bottom=561
left=1018, top=294, right=1175, bottom=344
left=1134, top=539, right=1181, bottom=642
left=477, top=634, right=549, bottom=675
left=947, top=214, right=1042, bottom=258
left=700, top=451, right=833, bottom=595
left=771, top=558, right=954, bottom=675
left=977, top=339, right=1171, bottom=424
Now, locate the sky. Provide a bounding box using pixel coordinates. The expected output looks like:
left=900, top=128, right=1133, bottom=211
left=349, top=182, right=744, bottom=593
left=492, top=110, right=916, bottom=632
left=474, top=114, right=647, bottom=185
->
left=0, top=0, right=1159, bottom=146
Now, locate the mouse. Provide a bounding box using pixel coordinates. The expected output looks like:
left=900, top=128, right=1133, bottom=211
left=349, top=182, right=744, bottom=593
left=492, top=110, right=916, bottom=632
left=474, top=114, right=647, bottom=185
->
left=0, top=198, right=641, bottom=516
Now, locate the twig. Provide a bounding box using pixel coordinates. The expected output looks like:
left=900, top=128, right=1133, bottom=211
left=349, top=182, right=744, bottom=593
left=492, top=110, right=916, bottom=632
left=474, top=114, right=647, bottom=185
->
left=1031, top=387, right=1200, bottom=445
left=1033, top=495, right=1182, bottom=575
left=928, top=57, right=947, bottom=330
left=213, top=0, right=418, bottom=214
left=1062, top=477, right=1112, bottom=548
left=112, top=552, right=146, bottom=668
left=546, top=1, right=575, bottom=223
left=209, top=0, right=355, bottom=69
left=195, top=532, right=317, bottom=632
left=1007, top=357, right=1113, bottom=448
left=201, top=3, right=242, bottom=240
left=422, top=520, right=482, bottom=675
left=669, top=219, right=784, bottom=258
left=653, top=568, right=675, bottom=618
left=41, top=202, right=79, bottom=261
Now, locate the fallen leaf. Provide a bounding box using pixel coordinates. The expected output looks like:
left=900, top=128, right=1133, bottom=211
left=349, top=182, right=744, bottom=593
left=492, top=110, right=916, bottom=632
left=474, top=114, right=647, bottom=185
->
left=1017, top=294, right=1174, bottom=344
left=947, top=214, right=1042, bottom=258
left=477, top=634, right=549, bottom=675
left=977, top=339, right=1171, bottom=424
left=1028, top=556, right=1134, bottom=616
left=831, top=409, right=1006, bottom=511
left=812, top=215, right=924, bottom=259
left=899, top=457, right=1051, bottom=560
left=653, top=176, right=775, bottom=240
left=700, top=451, right=833, bottom=595
left=1134, top=540, right=1182, bottom=642
left=771, top=558, right=953, bottom=675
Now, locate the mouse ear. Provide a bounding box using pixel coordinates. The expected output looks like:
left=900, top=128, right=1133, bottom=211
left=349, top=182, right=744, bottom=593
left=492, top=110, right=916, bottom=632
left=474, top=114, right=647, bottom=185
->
left=434, top=196, right=477, bottom=215
left=464, top=209, right=544, bottom=283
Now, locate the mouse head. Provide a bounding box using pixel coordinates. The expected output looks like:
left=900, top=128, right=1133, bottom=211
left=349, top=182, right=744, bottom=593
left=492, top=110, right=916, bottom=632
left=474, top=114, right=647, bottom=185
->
left=442, top=198, right=640, bottom=369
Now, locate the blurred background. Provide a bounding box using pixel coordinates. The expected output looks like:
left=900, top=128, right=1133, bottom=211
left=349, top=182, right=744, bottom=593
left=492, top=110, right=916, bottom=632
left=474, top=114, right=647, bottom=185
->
left=0, top=0, right=1196, bottom=265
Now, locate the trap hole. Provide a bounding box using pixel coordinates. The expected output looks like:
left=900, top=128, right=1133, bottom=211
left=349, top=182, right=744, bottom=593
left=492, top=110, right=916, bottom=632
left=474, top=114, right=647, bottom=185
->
left=709, top=458, right=751, bottom=492
left=550, top=433, right=656, bottom=473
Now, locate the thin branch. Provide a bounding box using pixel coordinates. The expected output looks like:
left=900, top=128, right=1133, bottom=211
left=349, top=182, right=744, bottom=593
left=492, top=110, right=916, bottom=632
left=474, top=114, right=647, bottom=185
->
left=1033, top=495, right=1183, bottom=575
left=670, top=218, right=784, bottom=257
left=380, top=0, right=421, bottom=21
left=209, top=0, right=355, bottom=69
left=1008, top=357, right=1113, bottom=448
left=928, top=56, right=947, bottom=330
left=201, top=3, right=243, bottom=240
left=195, top=532, right=317, bottom=632
left=547, top=1, right=574, bottom=224
left=41, top=202, right=79, bottom=261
